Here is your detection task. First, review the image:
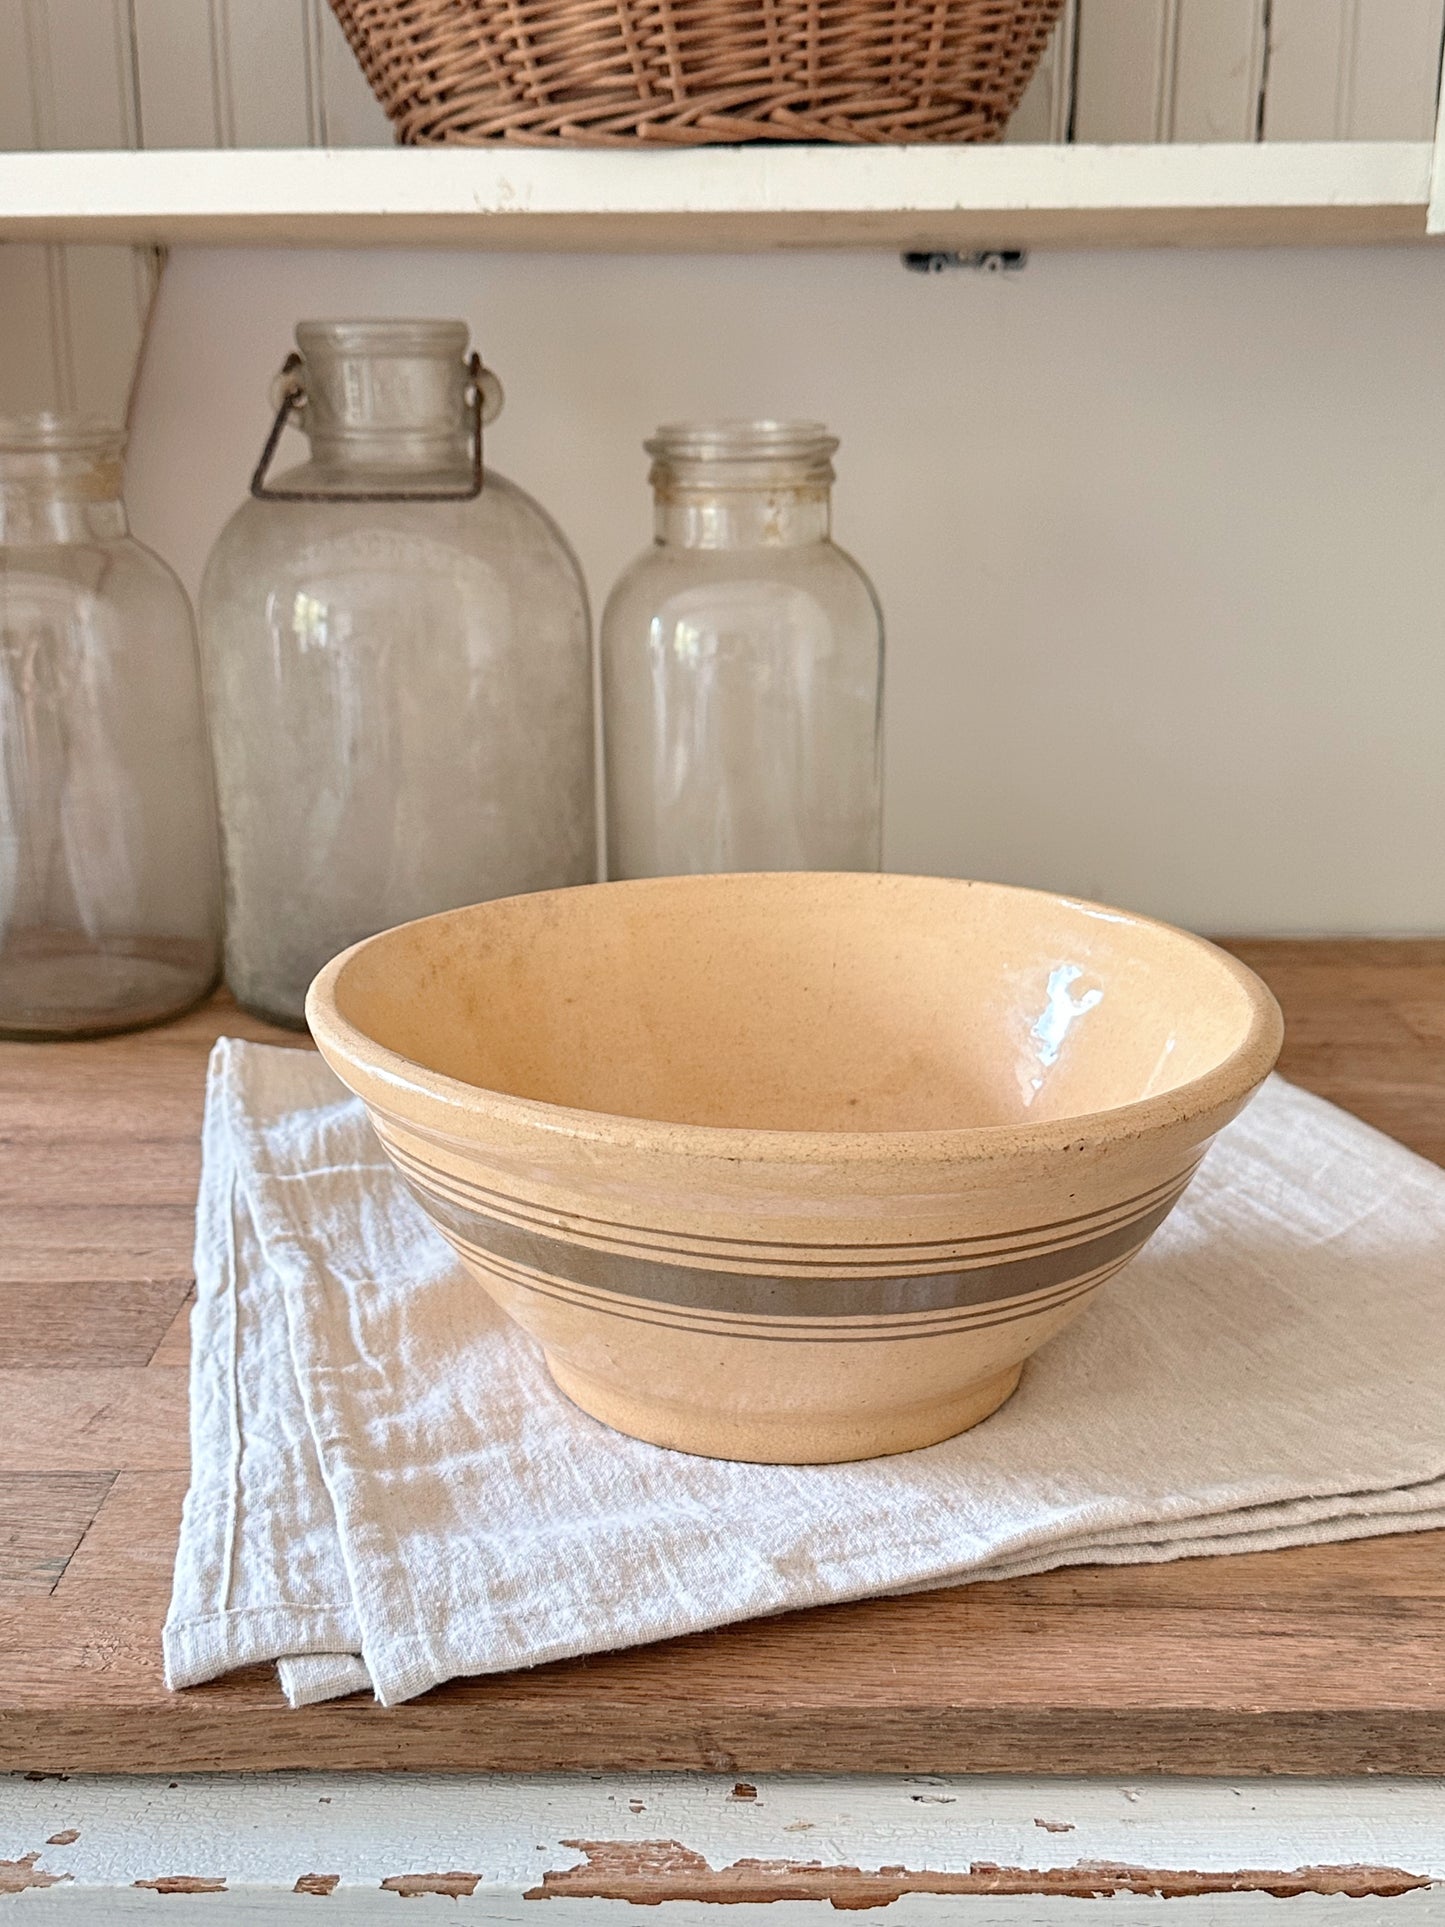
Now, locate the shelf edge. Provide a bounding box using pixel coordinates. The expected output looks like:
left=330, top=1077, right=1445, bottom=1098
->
left=0, top=142, right=1434, bottom=249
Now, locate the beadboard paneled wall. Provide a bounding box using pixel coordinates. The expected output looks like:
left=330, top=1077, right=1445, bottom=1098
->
left=1011, top=0, right=1445, bottom=144
left=0, top=0, right=389, bottom=422
left=126, top=0, right=390, bottom=148
left=0, top=0, right=158, bottom=420
left=2, top=0, right=1444, bottom=420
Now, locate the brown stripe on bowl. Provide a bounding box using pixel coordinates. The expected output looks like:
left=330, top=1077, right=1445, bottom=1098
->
left=402, top=1166, right=1185, bottom=1320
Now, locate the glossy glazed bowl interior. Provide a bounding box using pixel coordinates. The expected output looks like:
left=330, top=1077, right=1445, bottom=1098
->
left=308, top=873, right=1283, bottom=1462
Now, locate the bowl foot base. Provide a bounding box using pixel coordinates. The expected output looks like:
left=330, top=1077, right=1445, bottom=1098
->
left=543, top=1357, right=1024, bottom=1464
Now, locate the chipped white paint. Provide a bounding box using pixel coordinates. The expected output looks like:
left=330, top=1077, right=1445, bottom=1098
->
left=2, top=1773, right=1444, bottom=1919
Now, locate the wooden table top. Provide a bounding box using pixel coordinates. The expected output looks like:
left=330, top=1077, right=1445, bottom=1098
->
left=2, top=940, right=1443, bottom=1777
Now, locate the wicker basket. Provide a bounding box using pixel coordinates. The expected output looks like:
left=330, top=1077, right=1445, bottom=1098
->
left=327, top=0, right=1065, bottom=146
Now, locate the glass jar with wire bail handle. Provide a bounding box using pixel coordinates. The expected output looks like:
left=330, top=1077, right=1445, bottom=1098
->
left=199, top=319, right=596, bottom=1027
left=0, top=415, right=222, bottom=1037
left=600, top=420, right=883, bottom=880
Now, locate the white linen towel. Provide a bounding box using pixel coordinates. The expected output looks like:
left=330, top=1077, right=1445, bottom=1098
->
left=164, top=1039, right=1445, bottom=1708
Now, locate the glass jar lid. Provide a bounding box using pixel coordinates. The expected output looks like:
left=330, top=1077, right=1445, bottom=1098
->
left=646, top=420, right=837, bottom=493
left=291, top=319, right=473, bottom=446
left=646, top=419, right=837, bottom=462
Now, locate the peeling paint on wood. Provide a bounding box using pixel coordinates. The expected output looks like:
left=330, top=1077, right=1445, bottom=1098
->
left=2, top=1772, right=1445, bottom=1915
left=380, top=1870, right=482, bottom=1897
left=526, top=1840, right=1436, bottom=1907
left=134, top=1874, right=228, bottom=1893
left=46, top=1827, right=80, bottom=1844
left=0, top=1851, right=70, bottom=1893
left=1033, top=1818, right=1075, bottom=1833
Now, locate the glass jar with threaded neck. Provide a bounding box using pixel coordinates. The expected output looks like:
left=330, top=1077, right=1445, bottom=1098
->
left=0, top=416, right=221, bottom=1037
left=199, top=319, right=595, bottom=1028
left=600, top=421, right=882, bottom=880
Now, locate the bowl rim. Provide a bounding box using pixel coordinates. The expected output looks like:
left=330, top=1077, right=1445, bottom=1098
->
left=304, top=873, right=1285, bottom=1167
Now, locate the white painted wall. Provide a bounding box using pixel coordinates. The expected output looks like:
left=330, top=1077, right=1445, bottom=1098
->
left=127, top=243, right=1445, bottom=936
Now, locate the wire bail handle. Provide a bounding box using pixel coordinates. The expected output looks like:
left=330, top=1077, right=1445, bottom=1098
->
left=249, top=350, right=503, bottom=503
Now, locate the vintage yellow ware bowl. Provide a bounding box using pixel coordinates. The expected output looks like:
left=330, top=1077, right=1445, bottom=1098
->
left=306, top=874, right=1283, bottom=1464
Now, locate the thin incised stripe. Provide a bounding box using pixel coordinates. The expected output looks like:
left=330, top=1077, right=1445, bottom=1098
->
left=458, top=1242, right=1128, bottom=1344
left=377, top=1122, right=1197, bottom=1275
left=369, top=1098, right=1197, bottom=1255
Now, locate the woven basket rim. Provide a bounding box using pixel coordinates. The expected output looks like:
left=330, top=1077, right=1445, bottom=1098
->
left=325, top=0, right=1067, bottom=147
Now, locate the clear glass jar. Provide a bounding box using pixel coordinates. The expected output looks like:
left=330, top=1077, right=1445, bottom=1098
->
left=601, top=421, right=883, bottom=879
left=199, top=319, right=595, bottom=1028
left=0, top=416, right=221, bottom=1038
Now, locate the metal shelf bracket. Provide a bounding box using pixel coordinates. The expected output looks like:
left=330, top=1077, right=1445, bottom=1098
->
left=901, top=249, right=1029, bottom=273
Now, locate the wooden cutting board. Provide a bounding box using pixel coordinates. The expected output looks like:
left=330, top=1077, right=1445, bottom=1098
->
left=2, top=942, right=1443, bottom=1776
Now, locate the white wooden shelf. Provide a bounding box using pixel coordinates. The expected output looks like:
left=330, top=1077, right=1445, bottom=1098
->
left=0, top=140, right=1436, bottom=251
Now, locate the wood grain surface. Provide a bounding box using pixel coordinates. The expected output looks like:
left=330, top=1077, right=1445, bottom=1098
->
left=0, top=944, right=1441, bottom=1777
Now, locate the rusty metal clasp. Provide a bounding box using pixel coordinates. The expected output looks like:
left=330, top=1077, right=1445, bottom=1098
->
left=249, top=351, right=502, bottom=502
